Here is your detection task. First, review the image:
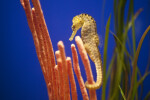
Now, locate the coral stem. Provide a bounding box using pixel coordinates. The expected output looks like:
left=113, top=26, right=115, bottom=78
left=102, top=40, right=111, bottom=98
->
left=71, top=44, right=89, bottom=100
left=66, top=57, right=78, bottom=100
left=75, top=36, right=97, bottom=100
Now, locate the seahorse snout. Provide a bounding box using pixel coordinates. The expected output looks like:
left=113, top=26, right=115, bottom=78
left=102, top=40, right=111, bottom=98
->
left=69, top=30, right=77, bottom=41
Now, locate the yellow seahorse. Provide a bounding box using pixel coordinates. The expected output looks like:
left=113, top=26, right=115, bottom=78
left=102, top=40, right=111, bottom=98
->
left=69, top=13, right=103, bottom=90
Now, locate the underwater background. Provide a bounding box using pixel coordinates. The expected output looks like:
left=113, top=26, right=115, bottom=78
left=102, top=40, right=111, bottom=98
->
left=0, top=0, right=150, bottom=100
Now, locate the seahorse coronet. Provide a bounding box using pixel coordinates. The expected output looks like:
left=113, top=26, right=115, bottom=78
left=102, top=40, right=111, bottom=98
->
left=70, top=13, right=103, bottom=90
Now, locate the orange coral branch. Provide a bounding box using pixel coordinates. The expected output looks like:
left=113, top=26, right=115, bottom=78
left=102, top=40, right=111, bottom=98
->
left=75, top=36, right=97, bottom=100
left=31, top=0, right=55, bottom=68
left=30, top=1, right=56, bottom=97
left=66, top=57, right=78, bottom=100
left=32, top=8, right=49, bottom=83
left=20, top=0, right=35, bottom=34
left=20, top=0, right=49, bottom=86
left=55, top=50, right=65, bottom=100
left=57, top=41, right=71, bottom=100
left=75, top=36, right=93, bottom=83
left=54, top=65, right=60, bottom=100
left=32, top=7, right=55, bottom=100
left=71, top=44, right=89, bottom=100
left=20, top=0, right=55, bottom=99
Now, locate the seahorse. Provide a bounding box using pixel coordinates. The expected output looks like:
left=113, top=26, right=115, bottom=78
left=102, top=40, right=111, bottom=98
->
left=69, top=13, right=103, bottom=90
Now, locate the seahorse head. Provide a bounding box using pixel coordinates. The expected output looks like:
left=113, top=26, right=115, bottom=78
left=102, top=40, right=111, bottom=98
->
left=69, top=15, right=84, bottom=41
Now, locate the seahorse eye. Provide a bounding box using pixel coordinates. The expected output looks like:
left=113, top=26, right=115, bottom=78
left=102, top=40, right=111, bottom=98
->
left=72, top=25, right=75, bottom=30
